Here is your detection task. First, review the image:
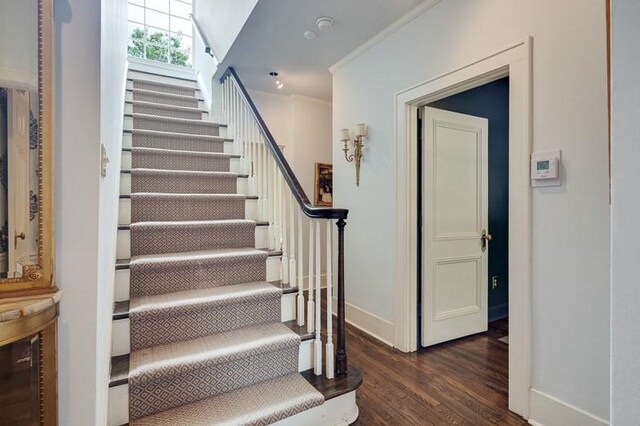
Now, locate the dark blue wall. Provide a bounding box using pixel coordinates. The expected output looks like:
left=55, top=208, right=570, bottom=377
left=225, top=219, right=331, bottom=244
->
left=428, top=77, right=509, bottom=322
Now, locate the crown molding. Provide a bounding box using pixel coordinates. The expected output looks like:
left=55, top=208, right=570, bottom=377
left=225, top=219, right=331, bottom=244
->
left=329, top=0, right=442, bottom=74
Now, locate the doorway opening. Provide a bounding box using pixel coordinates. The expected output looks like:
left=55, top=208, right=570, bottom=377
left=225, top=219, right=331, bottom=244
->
left=416, top=78, right=511, bottom=404
left=419, top=77, right=510, bottom=346
left=393, top=39, right=532, bottom=418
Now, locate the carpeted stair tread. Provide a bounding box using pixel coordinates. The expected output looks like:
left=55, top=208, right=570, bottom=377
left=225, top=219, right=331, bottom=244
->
left=130, top=281, right=281, bottom=315
left=128, top=147, right=232, bottom=172
left=131, top=247, right=268, bottom=264
left=129, top=146, right=232, bottom=157
left=130, top=113, right=222, bottom=136
left=131, top=100, right=204, bottom=114
left=130, top=372, right=324, bottom=426
left=131, top=101, right=203, bottom=120
left=129, top=113, right=219, bottom=125
left=130, top=169, right=237, bottom=194
left=128, top=129, right=229, bottom=153
left=129, top=282, right=283, bottom=350
left=131, top=88, right=201, bottom=108
left=129, top=193, right=246, bottom=222
left=131, top=78, right=197, bottom=97
left=130, top=322, right=299, bottom=382
left=128, top=128, right=231, bottom=142
left=130, top=219, right=256, bottom=256
left=129, top=248, right=268, bottom=297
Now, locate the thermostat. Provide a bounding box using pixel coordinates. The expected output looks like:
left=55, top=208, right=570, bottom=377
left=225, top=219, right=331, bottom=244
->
left=531, top=150, right=561, bottom=187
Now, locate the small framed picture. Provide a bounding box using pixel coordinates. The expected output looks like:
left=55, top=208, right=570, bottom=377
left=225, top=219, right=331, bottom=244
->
left=314, top=163, right=333, bottom=207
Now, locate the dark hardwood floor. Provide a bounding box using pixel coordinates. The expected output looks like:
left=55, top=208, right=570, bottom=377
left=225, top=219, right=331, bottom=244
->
left=346, top=319, right=526, bottom=425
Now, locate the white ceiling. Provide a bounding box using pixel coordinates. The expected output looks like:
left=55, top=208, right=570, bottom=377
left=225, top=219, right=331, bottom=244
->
left=215, top=0, right=424, bottom=100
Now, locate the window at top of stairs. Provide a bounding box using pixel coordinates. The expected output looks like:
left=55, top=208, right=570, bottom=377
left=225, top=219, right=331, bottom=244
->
left=127, top=0, right=194, bottom=67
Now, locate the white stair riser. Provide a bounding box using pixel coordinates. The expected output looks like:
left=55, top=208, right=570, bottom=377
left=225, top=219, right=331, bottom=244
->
left=120, top=150, right=241, bottom=173
left=117, top=197, right=259, bottom=226
left=112, top=292, right=299, bottom=357
left=114, top=256, right=283, bottom=302
left=125, top=91, right=206, bottom=110
left=119, top=173, right=249, bottom=196
left=107, top=338, right=317, bottom=426
left=124, top=102, right=208, bottom=119
left=116, top=220, right=266, bottom=258
left=122, top=132, right=235, bottom=154
left=126, top=77, right=198, bottom=92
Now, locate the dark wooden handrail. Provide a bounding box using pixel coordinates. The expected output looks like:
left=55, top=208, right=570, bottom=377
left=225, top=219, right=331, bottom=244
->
left=219, top=67, right=348, bottom=220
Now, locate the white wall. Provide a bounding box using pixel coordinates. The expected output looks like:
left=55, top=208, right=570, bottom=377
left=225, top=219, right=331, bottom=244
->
left=332, top=0, right=610, bottom=422
left=249, top=90, right=333, bottom=198
left=56, top=0, right=127, bottom=424
left=193, top=32, right=217, bottom=112
left=610, top=0, right=640, bottom=425
left=193, top=0, right=258, bottom=63
left=55, top=0, right=101, bottom=424
left=98, top=0, right=128, bottom=424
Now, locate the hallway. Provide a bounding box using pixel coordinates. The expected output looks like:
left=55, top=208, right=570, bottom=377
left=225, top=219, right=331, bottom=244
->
left=349, top=320, right=527, bottom=425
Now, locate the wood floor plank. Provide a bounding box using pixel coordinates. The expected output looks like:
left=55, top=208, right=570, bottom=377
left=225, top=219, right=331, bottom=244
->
left=342, top=317, right=526, bottom=425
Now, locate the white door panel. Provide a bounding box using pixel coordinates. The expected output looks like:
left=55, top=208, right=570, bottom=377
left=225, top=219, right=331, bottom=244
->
left=422, top=107, right=489, bottom=347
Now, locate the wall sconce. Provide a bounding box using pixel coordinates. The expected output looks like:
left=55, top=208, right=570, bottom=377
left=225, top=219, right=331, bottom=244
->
left=341, top=123, right=367, bottom=186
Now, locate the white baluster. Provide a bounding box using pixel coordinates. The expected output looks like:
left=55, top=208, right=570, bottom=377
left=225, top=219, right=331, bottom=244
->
left=314, top=220, right=322, bottom=376
left=245, top=108, right=250, bottom=173
left=307, top=218, right=315, bottom=334
left=296, top=208, right=305, bottom=326
left=235, top=89, right=241, bottom=156
left=222, top=80, right=226, bottom=122
left=251, top=123, right=257, bottom=195
left=261, top=137, right=268, bottom=222
left=228, top=82, right=234, bottom=139
left=281, top=179, right=289, bottom=285
left=277, top=170, right=283, bottom=251
left=325, top=220, right=334, bottom=379
left=289, top=191, right=297, bottom=289
left=268, top=151, right=275, bottom=250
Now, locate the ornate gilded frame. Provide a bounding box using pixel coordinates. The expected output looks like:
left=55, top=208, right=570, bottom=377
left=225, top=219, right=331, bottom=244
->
left=1, top=0, right=55, bottom=297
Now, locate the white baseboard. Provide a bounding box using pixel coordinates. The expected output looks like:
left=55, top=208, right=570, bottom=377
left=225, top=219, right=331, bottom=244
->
left=332, top=298, right=394, bottom=346
left=528, top=388, right=609, bottom=426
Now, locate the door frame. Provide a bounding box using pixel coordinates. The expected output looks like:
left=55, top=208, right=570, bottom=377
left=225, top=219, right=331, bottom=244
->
left=393, top=38, right=533, bottom=418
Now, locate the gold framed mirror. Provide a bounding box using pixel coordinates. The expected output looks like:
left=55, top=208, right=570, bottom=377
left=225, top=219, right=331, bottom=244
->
left=0, top=0, right=55, bottom=297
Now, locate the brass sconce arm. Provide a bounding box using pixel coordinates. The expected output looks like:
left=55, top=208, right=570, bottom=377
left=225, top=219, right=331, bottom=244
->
left=341, top=128, right=366, bottom=186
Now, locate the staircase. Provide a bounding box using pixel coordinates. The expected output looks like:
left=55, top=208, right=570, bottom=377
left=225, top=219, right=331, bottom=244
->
left=107, top=62, right=360, bottom=425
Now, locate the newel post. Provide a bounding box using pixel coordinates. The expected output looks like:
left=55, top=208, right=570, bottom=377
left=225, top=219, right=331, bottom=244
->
left=335, top=218, right=348, bottom=377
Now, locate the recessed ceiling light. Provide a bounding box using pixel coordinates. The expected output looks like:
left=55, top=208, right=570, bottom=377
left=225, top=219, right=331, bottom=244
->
left=316, top=17, right=334, bottom=31
left=304, top=30, right=317, bottom=40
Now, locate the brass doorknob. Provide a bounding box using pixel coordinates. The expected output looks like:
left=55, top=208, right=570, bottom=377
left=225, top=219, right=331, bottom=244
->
left=481, top=229, right=492, bottom=252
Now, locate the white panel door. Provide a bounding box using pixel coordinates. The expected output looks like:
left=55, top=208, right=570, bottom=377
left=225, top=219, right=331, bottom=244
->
left=422, top=107, right=489, bottom=347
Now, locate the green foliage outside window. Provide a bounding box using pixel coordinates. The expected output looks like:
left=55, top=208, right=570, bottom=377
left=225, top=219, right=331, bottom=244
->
left=128, top=28, right=190, bottom=66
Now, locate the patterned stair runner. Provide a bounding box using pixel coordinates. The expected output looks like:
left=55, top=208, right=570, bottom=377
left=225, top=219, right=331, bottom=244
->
left=123, top=77, right=324, bottom=425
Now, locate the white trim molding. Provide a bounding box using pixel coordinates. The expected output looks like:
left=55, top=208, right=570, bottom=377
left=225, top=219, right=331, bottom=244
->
left=331, top=298, right=395, bottom=347
left=329, top=0, right=442, bottom=74
left=528, top=389, right=610, bottom=426
left=393, top=38, right=533, bottom=419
